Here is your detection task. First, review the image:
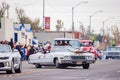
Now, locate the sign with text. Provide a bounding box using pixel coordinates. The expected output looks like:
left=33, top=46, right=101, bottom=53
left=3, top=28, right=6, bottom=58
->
left=45, top=17, right=50, bottom=30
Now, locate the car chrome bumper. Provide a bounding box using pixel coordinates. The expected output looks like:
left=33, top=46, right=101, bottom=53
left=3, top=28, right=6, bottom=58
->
left=106, top=56, right=120, bottom=59
left=60, top=59, right=95, bottom=65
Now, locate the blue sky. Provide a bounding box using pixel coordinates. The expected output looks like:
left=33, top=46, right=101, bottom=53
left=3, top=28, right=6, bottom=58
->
left=1, top=0, right=120, bottom=34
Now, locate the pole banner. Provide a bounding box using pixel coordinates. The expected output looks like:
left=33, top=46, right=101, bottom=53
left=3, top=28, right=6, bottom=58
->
left=45, top=17, right=50, bottom=30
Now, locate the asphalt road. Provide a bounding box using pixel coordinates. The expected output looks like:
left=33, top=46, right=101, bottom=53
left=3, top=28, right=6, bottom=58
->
left=0, top=60, right=120, bottom=80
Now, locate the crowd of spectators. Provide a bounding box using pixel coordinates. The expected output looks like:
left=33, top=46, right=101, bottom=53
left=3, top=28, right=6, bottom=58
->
left=0, top=38, right=52, bottom=61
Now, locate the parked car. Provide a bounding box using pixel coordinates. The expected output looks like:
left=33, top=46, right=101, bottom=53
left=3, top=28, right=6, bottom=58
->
left=0, top=45, right=22, bottom=74
left=28, top=38, right=95, bottom=69
left=105, top=46, right=120, bottom=59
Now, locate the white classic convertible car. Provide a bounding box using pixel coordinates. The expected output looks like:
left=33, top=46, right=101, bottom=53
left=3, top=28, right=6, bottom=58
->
left=28, top=38, right=95, bottom=69
left=0, top=45, right=22, bottom=74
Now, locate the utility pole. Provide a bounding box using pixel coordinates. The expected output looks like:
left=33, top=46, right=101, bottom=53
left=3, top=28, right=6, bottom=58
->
left=89, top=11, right=103, bottom=39
left=42, top=0, right=45, bottom=47
left=72, top=1, right=88, bottom=39
left=102, top=17, right=114, bottom=49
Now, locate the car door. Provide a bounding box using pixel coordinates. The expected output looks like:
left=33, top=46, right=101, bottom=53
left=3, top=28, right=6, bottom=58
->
left=40, top=52, right=54, bottom=65
left=12, top=49, right=21, bottom=64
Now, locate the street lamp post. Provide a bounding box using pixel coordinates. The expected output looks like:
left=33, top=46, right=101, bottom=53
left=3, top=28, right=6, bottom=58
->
left=114, top=22, right=120, bottom=45
left=72, top=1, right=88, bottom=39
left=102, top=17, right=114, bottom=49
left=89, top=11, right=103, bottom=39
left=42, top=0, right=45, bottom=46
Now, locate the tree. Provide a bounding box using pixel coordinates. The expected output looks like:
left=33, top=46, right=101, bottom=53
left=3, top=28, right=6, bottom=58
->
left=111, top=25, right=120, bottom=45
left=78, top=21, right=95, bottom=39
left=0, top=2, right=9, bottom=17
left=79, top=21, right=85, bottom=34
left=79, top=21, right=86, bottom=39
left=15, top=8, right=31, bottom=23
left=15, top=8, right=41, bottom=31
left=96, top=34, right=103, bottom=42
left=55, top=19, right=64, bottom=31
left=31, top=19, right=41, bottom=32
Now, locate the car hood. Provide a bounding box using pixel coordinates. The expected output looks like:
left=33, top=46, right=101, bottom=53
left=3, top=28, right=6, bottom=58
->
left=0, top=52, right=12, bottom=57
left=51, top=51, right=94, bottom=57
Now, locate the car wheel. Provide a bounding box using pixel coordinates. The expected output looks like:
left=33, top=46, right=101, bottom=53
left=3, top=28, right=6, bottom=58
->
left=6, top=61, right=15, bottom=74
left=15, top=61, right=22, bottom=73
left=35, top=63, right=42, bottom=68
left=61, top=65, right=67, bottom=69
left=55, top=59, right=61, bottom=68
left=82, top=63, right=90, bottom=69
left=106, top=56, right=108, bottom=59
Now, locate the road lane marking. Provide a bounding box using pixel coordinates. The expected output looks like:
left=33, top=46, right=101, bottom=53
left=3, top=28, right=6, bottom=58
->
left=1, top=69, right=53, bottom=78
left=102, top=74, right=109, bottom=78
left=117, top=71, right=120, bottom=73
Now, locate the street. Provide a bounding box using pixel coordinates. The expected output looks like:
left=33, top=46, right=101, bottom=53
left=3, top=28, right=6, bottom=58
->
left=0, top=60, right=120, bottom=80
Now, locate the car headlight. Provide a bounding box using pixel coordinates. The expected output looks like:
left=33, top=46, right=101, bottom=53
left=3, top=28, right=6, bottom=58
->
left=4, top=62, right=10, bottom=67
left=64, top=56, right=71, bottom=60
left=0, top=57, right=9, bottom=60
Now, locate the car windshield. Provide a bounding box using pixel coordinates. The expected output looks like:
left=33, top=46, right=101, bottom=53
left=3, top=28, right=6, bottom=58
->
left=54, top=40, right=80, bottom=47
left=51, top=46, right=70, bottom=52
left=0, top=45, right=11, bottom=53
left=107, top=47, right=120, bottom=51
left=80, top=41, right=93, bottom=47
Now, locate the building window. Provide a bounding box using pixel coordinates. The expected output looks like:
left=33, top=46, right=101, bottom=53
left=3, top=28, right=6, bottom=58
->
left=21, top=32, right=25, bottom=38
